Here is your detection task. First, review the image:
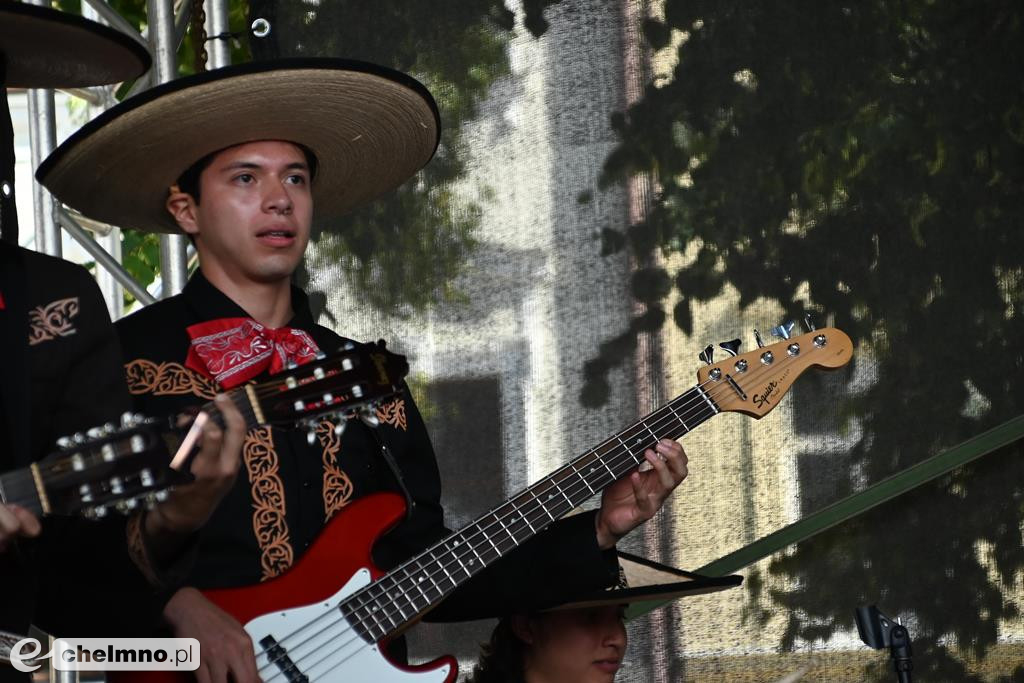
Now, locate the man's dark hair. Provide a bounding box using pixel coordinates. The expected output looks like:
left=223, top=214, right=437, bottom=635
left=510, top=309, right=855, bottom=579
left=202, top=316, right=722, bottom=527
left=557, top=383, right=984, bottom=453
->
left=174, top=142, right=319, bottom=203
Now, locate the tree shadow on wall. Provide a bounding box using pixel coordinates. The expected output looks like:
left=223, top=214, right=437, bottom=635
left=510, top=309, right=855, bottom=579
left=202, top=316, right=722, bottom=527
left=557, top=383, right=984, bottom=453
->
left=249, top=0, right=564, bottom=317
left=591, top=1, right=1024, bottom=679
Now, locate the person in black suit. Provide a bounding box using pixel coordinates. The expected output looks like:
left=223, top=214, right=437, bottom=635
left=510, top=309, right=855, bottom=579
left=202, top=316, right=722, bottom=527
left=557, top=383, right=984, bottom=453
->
left=37, top=59, right=692, bottom=683
left=0, top=6, right=247, bottom=675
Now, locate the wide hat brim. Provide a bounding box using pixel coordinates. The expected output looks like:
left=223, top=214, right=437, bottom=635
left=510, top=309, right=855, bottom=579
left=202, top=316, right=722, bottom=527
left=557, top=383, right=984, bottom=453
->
left=0, top=2, right=150, bottom=88
left=36, top=58, right=441, bottom=234
left=539, top=552, right=742, bottom=612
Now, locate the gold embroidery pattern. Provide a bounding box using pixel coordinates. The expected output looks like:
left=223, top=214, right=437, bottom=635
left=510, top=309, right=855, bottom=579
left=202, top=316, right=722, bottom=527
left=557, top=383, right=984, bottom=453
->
left=376, top=397, right=407, bottom=431
left=316, top=420, right=354, bottom=521
left=244, top=427, right=293, bottom=580
left=28, top=297, right=79, bottom=345
left=124, top=359, right=218, bottom=399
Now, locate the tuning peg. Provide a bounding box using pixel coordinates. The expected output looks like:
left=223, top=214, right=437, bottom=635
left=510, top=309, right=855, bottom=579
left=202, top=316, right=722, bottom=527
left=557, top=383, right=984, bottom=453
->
left=802, top=314, right=816, bottom=332
left=88, top=505, right=108, bottom=519
left=285, top=360, right=298, bottom=370
left=698, top=344, right=714, bottom=365
left=333, top=420, right=347, bottom=437
left=315, top=351, right=327, bottom=360
left=359, top=407, right=380, bottom=428
left=342, top=341, right=356, bottom=351
left=718, top=339, right=741, bottom=357
left=753, top=329, right=766, bottom=348
left=57, top=436, right=74, bottom=450
left=120, top=412, right=142, bottom=427
left=306, top=425, right=318, bottom=445
left=770, top=320, right=796, bottom=340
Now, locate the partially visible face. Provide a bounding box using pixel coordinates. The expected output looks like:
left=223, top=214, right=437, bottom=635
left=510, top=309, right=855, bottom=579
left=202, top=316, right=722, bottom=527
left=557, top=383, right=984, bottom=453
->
left=520, top=606, right=627, bottom=683
left=176, top=140, right=313, bottom=286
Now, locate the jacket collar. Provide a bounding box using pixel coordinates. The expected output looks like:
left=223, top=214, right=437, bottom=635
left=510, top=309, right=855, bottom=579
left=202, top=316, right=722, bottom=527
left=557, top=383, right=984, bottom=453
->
left=182, top=269, right=316, bottom=330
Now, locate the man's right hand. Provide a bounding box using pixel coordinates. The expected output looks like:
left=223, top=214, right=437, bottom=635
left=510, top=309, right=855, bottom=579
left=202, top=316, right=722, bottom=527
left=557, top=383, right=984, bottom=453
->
left=0, top=504, right=41, bottom=552
left=163, top=587, right=258, bottom=683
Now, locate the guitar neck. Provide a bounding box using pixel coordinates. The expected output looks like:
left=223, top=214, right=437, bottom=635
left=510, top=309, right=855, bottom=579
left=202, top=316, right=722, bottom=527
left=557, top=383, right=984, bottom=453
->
left=340, top=385, right=720, bottom=640
left=199, top=383, right=267, bottom=432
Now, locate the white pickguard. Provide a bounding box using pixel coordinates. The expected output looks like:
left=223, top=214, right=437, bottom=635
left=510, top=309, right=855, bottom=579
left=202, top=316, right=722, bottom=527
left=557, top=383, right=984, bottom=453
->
left=245, top=568, right=451, bottom=682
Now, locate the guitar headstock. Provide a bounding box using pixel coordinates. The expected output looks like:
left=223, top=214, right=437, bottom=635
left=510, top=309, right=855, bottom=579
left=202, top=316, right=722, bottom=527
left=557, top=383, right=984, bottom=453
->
left=41, top=414, right=189, bottom=518
left=696, top=326, right=852, bottom=418
left=248, top=340, right=410, bottom=430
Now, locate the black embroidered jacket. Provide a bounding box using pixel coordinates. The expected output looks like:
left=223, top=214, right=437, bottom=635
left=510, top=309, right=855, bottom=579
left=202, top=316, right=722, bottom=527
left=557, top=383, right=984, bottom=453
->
left=0, top=243, right=165, bottom=665
left=115, top=270, right=617, bottom=623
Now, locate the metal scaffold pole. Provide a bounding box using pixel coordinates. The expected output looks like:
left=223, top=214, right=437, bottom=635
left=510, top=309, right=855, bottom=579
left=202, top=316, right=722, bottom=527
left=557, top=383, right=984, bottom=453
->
left=26, top=86, right=58, bottom=256
left=205, top=0, right=232, bottom=69
left=25, top=0, right=59, bottom=257
left=149, top=0, right=188, bottom=297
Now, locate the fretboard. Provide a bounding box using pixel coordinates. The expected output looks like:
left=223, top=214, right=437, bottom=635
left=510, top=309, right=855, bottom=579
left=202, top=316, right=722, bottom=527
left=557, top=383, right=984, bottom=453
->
left=339, top=384, right=720, bottom=640
left=0, top=465, right=44, bottom=516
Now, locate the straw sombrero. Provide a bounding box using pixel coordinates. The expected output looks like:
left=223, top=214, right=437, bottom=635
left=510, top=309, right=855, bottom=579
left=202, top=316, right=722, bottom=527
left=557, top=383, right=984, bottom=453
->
left=0, top=1, right=150, bottom=88
left=1, top=2, right=151, bottom=243
left=36, top=58, right=441, bottom=234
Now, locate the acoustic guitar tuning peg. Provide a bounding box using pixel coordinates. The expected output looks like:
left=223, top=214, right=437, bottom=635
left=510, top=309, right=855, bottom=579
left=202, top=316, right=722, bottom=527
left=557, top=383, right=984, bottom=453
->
left=359, top=406, right=380, bottom=428
left=698, top=344, right=714, bottom=365
left=718, top=339, right=741, bottom=357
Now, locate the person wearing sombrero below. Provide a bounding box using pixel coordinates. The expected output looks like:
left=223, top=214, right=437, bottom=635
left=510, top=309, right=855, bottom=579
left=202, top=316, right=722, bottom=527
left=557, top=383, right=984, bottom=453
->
left=0, top=4, right=247, bottom=675
left=467, top=552, right=742, bottom=683
left=38, top=59, right=690, bottom=681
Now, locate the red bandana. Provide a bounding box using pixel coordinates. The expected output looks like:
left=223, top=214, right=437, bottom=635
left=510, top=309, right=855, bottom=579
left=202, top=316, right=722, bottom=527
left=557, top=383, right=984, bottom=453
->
left=185, top=317, right=321, bottom=388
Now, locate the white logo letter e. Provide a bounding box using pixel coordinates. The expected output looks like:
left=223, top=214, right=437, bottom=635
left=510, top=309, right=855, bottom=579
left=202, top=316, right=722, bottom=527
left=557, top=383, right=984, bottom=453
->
left=10, top=638, right=54, bottom=673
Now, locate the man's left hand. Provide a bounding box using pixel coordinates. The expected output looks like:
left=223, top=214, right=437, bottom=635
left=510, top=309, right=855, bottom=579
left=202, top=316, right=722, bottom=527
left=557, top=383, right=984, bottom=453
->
left=594, top=439, right=688, bottom=549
